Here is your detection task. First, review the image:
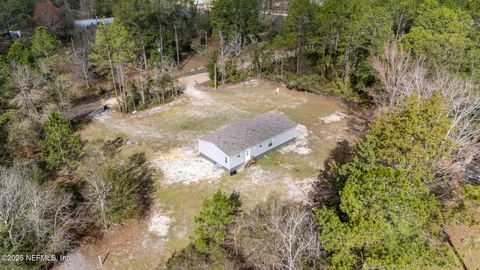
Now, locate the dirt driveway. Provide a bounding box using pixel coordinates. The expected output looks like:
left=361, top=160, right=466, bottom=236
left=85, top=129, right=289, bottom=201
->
left=64, top=75, right=361, bottom=269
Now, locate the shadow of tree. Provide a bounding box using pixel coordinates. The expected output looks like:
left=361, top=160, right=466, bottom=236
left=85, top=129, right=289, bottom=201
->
left=309, top=139, right=353, bottom=208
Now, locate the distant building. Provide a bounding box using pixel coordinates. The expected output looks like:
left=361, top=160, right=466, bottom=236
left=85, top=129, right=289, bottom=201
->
left=199, top=112, right=297, bottom=173
left=73, top=17, right=114, bottom=28
left=0, top=30, right=21, bottom=54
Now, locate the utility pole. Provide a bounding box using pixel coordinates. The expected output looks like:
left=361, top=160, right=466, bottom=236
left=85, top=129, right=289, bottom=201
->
left=214, top=63, right=217, bottom=89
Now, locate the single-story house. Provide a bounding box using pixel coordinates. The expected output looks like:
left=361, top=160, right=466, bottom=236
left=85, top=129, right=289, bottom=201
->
left=199, top=112, right=297, bottom=173
left=74, top=17, right=114, bottom=28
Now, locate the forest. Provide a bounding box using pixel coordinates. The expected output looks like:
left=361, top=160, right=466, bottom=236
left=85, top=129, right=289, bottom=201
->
left=0, top=0, right=479, bottom=269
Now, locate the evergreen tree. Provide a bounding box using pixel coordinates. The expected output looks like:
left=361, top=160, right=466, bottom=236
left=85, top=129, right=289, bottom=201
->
left=284, top=0, right=318, bottom=75
left=0, top=56, right=13, bottom=165
left=90, top=20, right=137, bottom=77
left=39, top=112, right=82, bottom=170
left=104, top=153, right=154, bottom=224
left=90, top=20, right=137, bottom=111
left=193, top=191, right=241, bottom=254
left=6, top=41, right=31, bottom=65
left=30, top=26, right=61, bottom=59
left=0, top=0, right=38, bottom=31
left=210, top=0, right=261, bottom=40
left=315, top=93, right=454, bottom=269
left=402, top=5, right=479, bottom=76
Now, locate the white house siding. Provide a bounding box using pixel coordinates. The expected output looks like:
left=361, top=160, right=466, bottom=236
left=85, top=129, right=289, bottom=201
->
left=227, top=125, right=297, bottom=172
left=229, top=150, right=246, bottom=171
left=198, top=140, right=230, bottom=170
left=74, top=17, right=114, bottom=28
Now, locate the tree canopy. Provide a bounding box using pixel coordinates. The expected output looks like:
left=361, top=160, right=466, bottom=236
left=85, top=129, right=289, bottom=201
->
left=403, top=5, right=480, bottom=76
left=39, top=111, right=82, bottom=170
left=193, top=190, right=241, bottom=254
left=210, top=0, right=261, bottom=39
left=315, top=93, right=454, bottom=269
left=31, top=26, right=61, bottom=59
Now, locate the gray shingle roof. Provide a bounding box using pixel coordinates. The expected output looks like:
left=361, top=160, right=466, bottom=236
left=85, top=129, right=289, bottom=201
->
left=200, top=112, right=297, bottom=156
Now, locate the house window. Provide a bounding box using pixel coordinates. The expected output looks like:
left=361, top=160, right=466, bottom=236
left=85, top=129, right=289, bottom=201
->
left=225, top=157, right=228, bottom=163
left=268, top=138, right=273, bottom=147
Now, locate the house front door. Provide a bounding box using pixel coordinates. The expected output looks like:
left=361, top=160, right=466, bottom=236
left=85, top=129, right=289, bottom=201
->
left=245, top=149, right=251, bottom=161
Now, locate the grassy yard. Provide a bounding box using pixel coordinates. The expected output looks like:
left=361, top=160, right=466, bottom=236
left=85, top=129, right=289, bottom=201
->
left=69, top=77, right=360, bottom=269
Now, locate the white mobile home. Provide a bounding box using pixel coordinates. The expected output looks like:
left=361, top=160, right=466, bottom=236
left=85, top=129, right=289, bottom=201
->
left=199, top=112, right=297, bottom=173
left=74, top=17, right=114, bottom=28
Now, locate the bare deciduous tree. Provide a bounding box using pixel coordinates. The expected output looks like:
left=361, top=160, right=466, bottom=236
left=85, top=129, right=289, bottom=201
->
left=10, top=63, right=44, bottom=121
left=236, top=195, right=321, bottom=270
left=8, top=63, right=52, bottom=149
left=32, top=1, right=65, bottom=35
left=71, top=29, right=94, bottom=89
left=371, top=42, right=412, bottom=106
left=76, top=145, right=112, bottom=229
left=0, top=167, right=30, bottom=247
left=79, top=0, right=93, bottom=15
left=0, top=167, right=76, bottom=254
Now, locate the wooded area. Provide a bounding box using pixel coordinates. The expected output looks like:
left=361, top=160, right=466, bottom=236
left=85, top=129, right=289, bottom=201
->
left=0, top=0, right=479, bottom=269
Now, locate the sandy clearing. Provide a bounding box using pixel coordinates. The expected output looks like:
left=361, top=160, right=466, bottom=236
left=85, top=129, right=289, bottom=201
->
left=150, top=147, right=225, bottom=185
left=95, top=112, right=165, bottom=139
left=70, top=76, right=358, bottom=269
left=148, top=212, right=173, bottom=238
left=242, top=79, right=261, bottom=87
left=280, top=124, right=312, bottom=155
left=141, top=97, right=185, bottom=115
left=284, top=177, right=316, bottom=202
left=231, top=166, right=314, bottom=202
left=320, top=111, right=349, bottom=123
left=184, top=85, right=213, bottom=103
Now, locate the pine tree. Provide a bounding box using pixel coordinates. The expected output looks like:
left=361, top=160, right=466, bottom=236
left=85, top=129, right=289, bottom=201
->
left=30, top=26, right=60, bottom=59
left=40, top=112, right=82, bottom=170
left=6, top=41, right=31, bottom=65
left=193, top=191, right=241, bottom=254
left=90, top=20, right=138, bottom=112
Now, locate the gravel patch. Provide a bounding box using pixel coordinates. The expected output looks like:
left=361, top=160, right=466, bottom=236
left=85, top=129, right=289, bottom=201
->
left=150, top=147, right=224, bottom=185
left=148, top=212, right=173, bottom=238
left=280, top=124, right=312, bottom=155
left=320, top=111, right=348, bottom=124
left=184, top=85, right=213, bottom=103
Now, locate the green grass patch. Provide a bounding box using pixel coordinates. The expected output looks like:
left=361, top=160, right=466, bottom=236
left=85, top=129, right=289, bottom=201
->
left=258, top=150, right=317, bottom=179
left=463, top=184, right=480, bottom=202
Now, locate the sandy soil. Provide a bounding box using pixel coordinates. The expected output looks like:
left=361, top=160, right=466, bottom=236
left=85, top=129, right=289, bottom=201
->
left=320, top=111, right=349, bottom=124
left=150, top=147, right=225, bottom=185
left=280, top=124, right=312, bottom=155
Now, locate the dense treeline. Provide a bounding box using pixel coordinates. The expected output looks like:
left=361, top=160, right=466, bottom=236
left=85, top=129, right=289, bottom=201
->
left=207, top=0, right=480, bottom=102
